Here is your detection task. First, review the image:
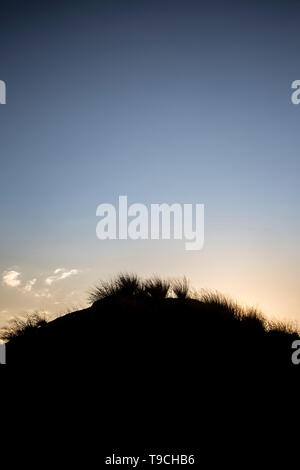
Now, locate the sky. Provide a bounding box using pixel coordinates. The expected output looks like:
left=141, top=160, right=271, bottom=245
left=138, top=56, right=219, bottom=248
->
left=0, top=0, right=300, bottom=326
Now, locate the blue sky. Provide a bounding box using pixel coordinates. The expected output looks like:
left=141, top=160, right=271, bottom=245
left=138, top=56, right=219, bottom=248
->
left=0, top=0, right=300, bottom=325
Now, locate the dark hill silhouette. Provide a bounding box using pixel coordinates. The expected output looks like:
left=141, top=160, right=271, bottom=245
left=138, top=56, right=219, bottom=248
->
left=3, top=274, right=299, bottom=374
left=2, top=274, right=299, bottom=459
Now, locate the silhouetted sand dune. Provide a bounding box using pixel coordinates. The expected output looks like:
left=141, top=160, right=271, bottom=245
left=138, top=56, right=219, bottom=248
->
left=2, top=275, right=299, bottom=455
left=4, top=274, right=299, bottom=375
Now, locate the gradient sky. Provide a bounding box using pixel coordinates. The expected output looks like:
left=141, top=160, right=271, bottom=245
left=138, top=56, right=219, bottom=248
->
left=0, top=0, right=300, bottom=326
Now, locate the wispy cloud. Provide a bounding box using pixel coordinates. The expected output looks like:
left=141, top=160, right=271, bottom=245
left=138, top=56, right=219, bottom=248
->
left=34, top=288, right=51, bottom=298
left=22, top=278, right=37, bottom=293
left=2, top=270, right=21, bottom=288
left=1, top=267, right=80, bottom=305
left=45, top=268, right=79, bottom=286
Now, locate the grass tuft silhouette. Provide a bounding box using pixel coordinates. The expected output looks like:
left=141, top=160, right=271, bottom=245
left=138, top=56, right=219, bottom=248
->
left=172, top=276, right=190, bottom=299
left=88, top=273, right=141, bottom=303
left=0, top=312, right=48, bottom=342
left=144, top=277, right=171, bottom=299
